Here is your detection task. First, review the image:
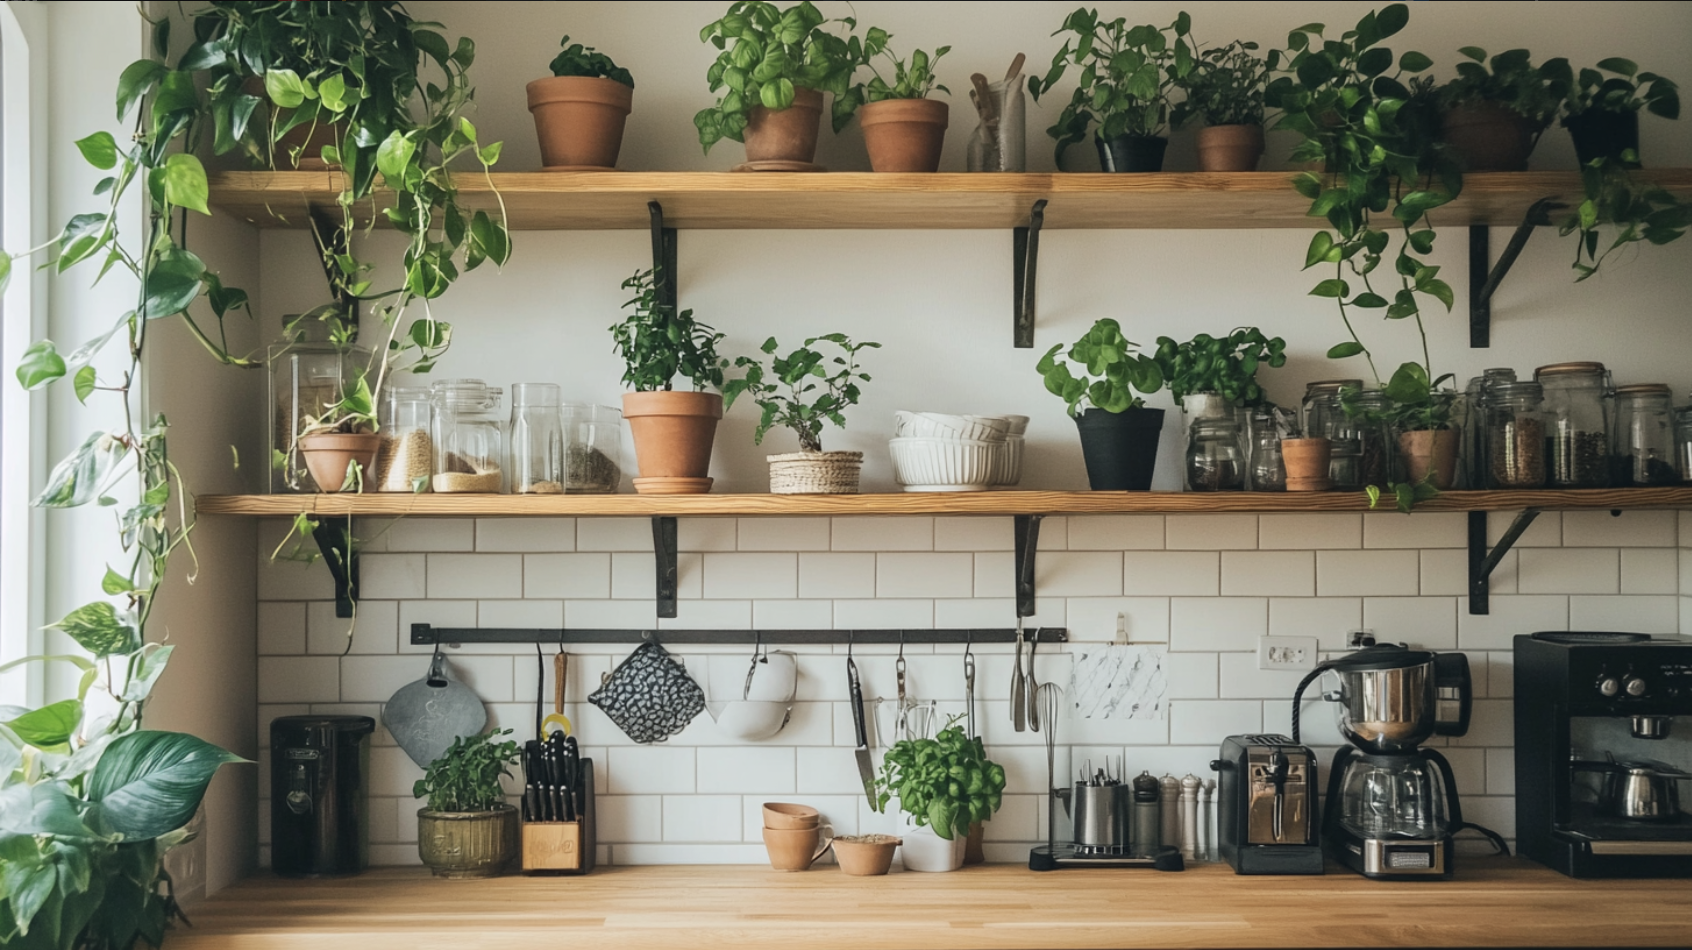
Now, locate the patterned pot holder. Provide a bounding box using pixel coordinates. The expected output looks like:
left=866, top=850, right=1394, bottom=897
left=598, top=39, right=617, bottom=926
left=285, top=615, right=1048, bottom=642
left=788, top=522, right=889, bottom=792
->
left=588, top=639, right=705, bottom=743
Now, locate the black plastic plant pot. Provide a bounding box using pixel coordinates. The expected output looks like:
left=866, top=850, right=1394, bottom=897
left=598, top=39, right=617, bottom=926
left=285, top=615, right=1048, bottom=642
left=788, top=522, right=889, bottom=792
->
left=1563, top=110, right=1641, bottom=167
left=1095, top=133, right=1169, bottom=172
left=1074, top=407, right=1165, bottom=491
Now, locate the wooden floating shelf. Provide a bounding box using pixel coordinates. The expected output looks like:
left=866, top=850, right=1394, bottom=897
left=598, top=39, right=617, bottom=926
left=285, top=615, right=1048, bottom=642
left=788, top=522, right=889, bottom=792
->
left=206, top=169, right=1692, bottom=232
left=196, top=487, right=1692, bottom=518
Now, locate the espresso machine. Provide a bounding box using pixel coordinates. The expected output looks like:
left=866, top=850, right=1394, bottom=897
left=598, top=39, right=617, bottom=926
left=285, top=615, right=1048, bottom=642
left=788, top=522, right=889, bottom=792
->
left=1515, top=632, right=1692, bottom=877
left=1211, top=734, right=1323, bottom=874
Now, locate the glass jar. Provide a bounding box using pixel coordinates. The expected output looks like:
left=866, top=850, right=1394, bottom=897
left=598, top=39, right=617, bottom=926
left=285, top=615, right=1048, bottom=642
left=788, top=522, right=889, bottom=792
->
left=267, top=330, right=369, bottom=493
left=1246, top=406, right=1292, bottom=492
left=1459, top=368, right=1517, bottom=489
left=1186, top=416, right=1246, bottom=491
left=1337, top=389, right=1394, bottom=490
left=1611, top=384, right=1678, bottom=486
left=965, top=74, right=1026, bottom=172
left=509, top=383, right=565, bottom=495
left=1676, top=406, right=1692, bottom=484
left=563, top=404, right=625, bottom=493
left=1484, top=381, right=1547, bottom=489
left=1302, top=379, right=1363, bottom=490
left=374, top=387, right=433, bottom=493
left=431, top=379, right=505, bottom=493
left=1535, top=362, right=1612, bottom=488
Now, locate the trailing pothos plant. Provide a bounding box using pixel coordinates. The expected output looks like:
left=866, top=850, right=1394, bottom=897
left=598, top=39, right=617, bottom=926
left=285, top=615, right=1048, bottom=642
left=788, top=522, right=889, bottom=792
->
left=872, top=720, right=1005, bottom=840
left=1036, top=318, right=1164, bottom=416
left=721, top=334, right=879, bottom=452
left=610, top=269, right=728, bottom=393
left=1027, top=9, right=1196, bottom=164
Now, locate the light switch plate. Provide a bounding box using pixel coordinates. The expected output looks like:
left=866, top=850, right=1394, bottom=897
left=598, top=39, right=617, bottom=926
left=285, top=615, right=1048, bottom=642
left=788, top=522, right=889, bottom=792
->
left=1259, top=635, right=1319, bottom=671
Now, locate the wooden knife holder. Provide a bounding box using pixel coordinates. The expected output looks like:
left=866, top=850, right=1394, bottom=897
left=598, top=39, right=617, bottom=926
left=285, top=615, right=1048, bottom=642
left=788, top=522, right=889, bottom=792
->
left=521, top=759, right=596, bottom=874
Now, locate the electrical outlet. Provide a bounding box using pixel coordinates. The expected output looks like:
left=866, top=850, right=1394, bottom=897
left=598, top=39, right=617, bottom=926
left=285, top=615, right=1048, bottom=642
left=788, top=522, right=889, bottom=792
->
left=1259, top=635, right=1319, bottom=671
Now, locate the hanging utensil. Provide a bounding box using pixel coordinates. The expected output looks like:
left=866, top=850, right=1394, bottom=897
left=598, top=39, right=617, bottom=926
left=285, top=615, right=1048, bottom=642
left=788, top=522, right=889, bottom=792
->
left=1039, top=683, right=1062, bottom=847
left=543, top=636, right=572, bottom=737
left=964, top=634, right=977, bottom=740
left=1026, top=628, right=1042, bottom=733
left=848, top=637, right=877, bottom=805
left=382, top=638, right=487, bottom=769
left=1011, top=617, right=1027, bottom=732
left=895, top=632, right=910, bottom=741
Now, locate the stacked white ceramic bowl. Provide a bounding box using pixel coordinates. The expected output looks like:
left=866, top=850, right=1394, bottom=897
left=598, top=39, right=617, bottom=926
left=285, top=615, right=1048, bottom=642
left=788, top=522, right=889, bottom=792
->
left=889, top=412, right=1026, bottom=491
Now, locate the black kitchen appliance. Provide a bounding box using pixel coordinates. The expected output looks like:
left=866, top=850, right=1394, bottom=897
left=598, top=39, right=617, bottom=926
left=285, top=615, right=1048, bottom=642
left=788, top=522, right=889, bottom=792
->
left=1211, top=734, right=1323, bottom=875
left=1515, top=632, right=1692, bottom=878
left=271, top=715, right=374, bottom=877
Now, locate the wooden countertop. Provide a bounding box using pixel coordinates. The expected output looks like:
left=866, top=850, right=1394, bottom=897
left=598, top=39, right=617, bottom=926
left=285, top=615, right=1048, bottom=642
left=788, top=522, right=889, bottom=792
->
left=174, top=859, right=1692, bottom=949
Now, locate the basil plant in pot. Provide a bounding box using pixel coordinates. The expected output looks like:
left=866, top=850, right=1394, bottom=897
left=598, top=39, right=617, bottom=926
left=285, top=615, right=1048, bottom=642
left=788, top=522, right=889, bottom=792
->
left=414, top=729, right=522, bottom=879
left=855, top=33, right=952, bottom=173
left=722, top=333, right=879, bottom=494
left=872, top=722, right=1006, bottom=873
left=1437, top=47, right=1560, bottom=172
left=1037, top=318, right=1166, bottom=491
left=1154, top=329, right=1287, bottom=492
left=527, top=36, right=635, bottom=170
left=1172, top=39, right=1270, bottom=171
left=610, top=269, right=729, bottom=494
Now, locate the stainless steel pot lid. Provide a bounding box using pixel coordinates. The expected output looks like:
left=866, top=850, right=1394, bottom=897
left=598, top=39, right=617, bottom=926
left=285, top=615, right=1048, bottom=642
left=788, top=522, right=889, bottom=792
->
left=1327, top=644, right=1434, bottom=672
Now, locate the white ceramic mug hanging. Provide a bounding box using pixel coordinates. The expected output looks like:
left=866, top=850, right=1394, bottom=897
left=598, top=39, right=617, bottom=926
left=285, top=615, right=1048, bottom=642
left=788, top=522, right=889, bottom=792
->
left=709, top=649, right=798, bottom=741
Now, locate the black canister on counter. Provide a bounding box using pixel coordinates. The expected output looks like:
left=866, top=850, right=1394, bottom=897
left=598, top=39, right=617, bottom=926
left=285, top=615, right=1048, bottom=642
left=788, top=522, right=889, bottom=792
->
left=1132, top=771, right=1161, bottom=856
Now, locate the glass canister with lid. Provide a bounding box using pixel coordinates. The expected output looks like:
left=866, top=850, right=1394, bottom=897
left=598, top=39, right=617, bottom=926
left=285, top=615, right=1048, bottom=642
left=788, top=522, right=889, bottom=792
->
left=373, top=386, right=433, bottom=493
left=562, top=404, right=625, bottom=493
left=1676, top=405, right=1692, bottom=483
left=431, top=379, right=505, bottom=493
left=267, top=325, right=369, bottom=493
left=1337, top=388, right=1394, bottom=489
left=1459, top=368, right=1517, bottom=489
left=1484, top=381, right=1547, bottom=488
left=1611, top=383, right=1678, bottom=486
left=1534, top=362, right=1612, bottom=488
left=1302, top=379, right=1363, bottom=490
left=509, top=383, right=565, bottom=495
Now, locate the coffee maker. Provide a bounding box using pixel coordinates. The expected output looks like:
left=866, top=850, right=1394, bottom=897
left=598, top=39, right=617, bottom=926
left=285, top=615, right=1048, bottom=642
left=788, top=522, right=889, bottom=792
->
left=1293, top=644, right=1477, bottom=879
left=1211, top=734, right=1323, bottom=874
left=1514, top=632, right=1692, bottom=878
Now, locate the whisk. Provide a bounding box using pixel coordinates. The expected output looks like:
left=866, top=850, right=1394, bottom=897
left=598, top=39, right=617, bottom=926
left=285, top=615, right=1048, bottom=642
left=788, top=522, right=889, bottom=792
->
left=1038, top=682, right=1063, bottom=848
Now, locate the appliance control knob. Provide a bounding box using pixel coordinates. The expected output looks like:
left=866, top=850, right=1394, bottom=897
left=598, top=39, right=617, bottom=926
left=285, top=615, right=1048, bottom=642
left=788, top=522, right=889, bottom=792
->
left=1597, top=676, right=1621, bottom=697
left=1624, top=675, right=1648, bottom=698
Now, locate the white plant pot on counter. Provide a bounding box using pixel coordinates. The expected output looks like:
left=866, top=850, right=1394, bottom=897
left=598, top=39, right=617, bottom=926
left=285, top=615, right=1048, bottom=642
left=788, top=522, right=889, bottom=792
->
left=898, top=822, right=965, bottom=872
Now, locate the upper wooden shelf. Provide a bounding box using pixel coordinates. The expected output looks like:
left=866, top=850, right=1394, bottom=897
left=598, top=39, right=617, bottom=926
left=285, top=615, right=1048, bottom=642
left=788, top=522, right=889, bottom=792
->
left=205, top=169, right=1692, bottom=231
left=195, top=487, right=1692, bottom=518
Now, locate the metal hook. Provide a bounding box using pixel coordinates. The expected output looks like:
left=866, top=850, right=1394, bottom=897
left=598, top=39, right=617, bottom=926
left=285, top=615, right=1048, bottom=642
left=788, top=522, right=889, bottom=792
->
left=426, top=627, right=447, bottom=688
left=847, top=629, right=854, bottom=659
left=897, top=629, right=905, bottom=663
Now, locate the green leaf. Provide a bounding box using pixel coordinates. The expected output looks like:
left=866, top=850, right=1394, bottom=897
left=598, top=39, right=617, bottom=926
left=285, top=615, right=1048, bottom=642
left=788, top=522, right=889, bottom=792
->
left=1399, top=51, right=1433, bottom=73
left=119, top=645, right=173, bottom=704
left=1352, top=292, right=1388, bottom=309
left=34, top=431, right=124, bottom=509
left=5, top=700, right=81, bottom=749
left=141, top=247, right=205, bottom=319
left=16, top=340, right=67, bottom=391
left=1304, top=231, right=1334, bottom=268
left=1309, top=278, right=1349, bottom=298
left=263, top=69, right=308, bottom=109
left=101, top=566, right=135, bottom=595
left=317, top=74, right=347, bottom=113
left=155, top=153, right=210, bottom=215
left=0, top=785, right=94, bottom=838
left=1327, top=341, right=1365, bottom=359
left=75, top=132, right=120, bottom=170
left=88, top=731, right=244, bottom=841
left=375, top=131, right=416, bottom=180
left=49, top=601, right=139, bottom=657
left=73, top=366, right=97, bottom=404
left=115, top=59, right=166, bottom=121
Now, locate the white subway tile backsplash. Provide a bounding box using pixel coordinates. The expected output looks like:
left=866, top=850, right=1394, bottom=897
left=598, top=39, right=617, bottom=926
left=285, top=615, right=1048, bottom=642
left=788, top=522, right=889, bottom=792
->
left=1268, top=598, right=1362, bottom=650
left=661, top=795, right=743, bottom=842
left=565, top=600, right=660, bottom=629
left=752, top=600, right=834, bottom=629
left=679, top=518, right=738, bottom=552
left=1066, top=515, right=1165, bottom=551
left=1568, top=595, right=1681, bottom=633
left=1518, top=548, right=1619, bottom=595
left=1486, top=510, right=1562, bottom=547
left=609, top=747, right=697, bottom=794
left=308, top=600, right=397, bottom=655
left=795, top=746, right=870, bottom=795
left=1458, top=700, right=1514, bottom=747
left=1122, top=551, right=1219, bottom=596
left=597, top=795, right=663, bottom=843
left=257, top=556, right=334, bottom=601
left=1420, top=549, right=1473, bottom=597
left=831, top=517, right=933, bottom=551
left=1363, top=597, right=1457, bottom=651
left=1362, top=512, right=1466, bottom=549
left=660, top=600, right=753, bottom=630
left=1169, top=599, right=1266, bottom=652
left=1316, top=550, right=1420, bottom=597
left=361, top=554, right=427, bottom=600
left=703, top=553, right=798, bottom=599
left=577, top=518, right=656, bottom=552
left=697, top=747, right=796, bottom=794
left=1064, top=598, right=1170, bottom=643
left=612, top=552, right=702, bottom=600
left=738, top=517, right=829, bottom=551
left=1165, top=651, right=1218, bottom=699
left=798, top=553, right=877, bottom=599
left=400, top=600, right=478, bottom=643
left=1458, top=596, right=1568, bottom=649
left=1170, top=700, right=1261, bottom=744
left=428, top=554, right=522, bottom=600
left=257, top=657, right=339, bottom=704
left=1622, top=549, right=1679, bottom=595
left=933, top=598, right=1064, bottom=629
left=1033, top=552, right=1124, bottom=597
left=384, top=518, right=475, bottom=552
left=257, top=602, right=307, bottom=655
left=1486, top=748, right=1517, bottom=797
left=1564, top=510, right=1675, bottom=547
left=1221, top=551, right=1314, bottom=597
left=368, top=746, right=427, bottom=797
left=933, top=517, right=1013, bottom=552
left=524, top=553, right=612, bottom=599
left=478, top=599, right=563, bottom=628
left=1217, top=653, right=1315, bottom=700
left=1258, top=513, right=1361, bottom=550
left=475, top=517, right=574, bottom=552
left=877, top=552, right=974, bottom=599
left=1166, top=514, right=1258, bottom=550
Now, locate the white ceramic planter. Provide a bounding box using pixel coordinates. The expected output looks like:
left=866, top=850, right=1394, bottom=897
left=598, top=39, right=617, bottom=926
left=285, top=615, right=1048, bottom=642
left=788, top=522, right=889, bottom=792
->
left=898, top=823, right=965, bottom=872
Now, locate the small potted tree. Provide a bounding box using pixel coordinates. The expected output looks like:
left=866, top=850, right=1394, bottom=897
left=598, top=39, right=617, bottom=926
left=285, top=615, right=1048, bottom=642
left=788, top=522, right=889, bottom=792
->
left=1437, top=47, right=1559, bottom=171
left=1037, top=318, right=1166, bottom=491
left=611, top=269, right=729, bottom=494
left=1172, top=39, right=1270, bottom=171
left=853, top=32, right=952, bottom=172
left=871, top=722, right=1006, bottom=873
left=414, top=729, right=522, bottom=879
left=527, top=36, right=635, bottom=170
left=722, top=333, right=879, bottom=494
left=1028, top=9, right=1195, bottom=172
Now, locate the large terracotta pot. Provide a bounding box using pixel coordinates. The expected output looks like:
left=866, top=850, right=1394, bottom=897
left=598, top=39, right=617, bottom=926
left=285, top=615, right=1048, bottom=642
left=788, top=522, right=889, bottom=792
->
left=621, top=391, right=723, bottom=494
left=859, top=98, right=949, bottom=172
left=1195, top=124, right=1265, bottom=172
left=1399, top=428, right=1459, bottom=490
left=417, top=805, right=518, bottom=879
left=1442, top=102, right=1536, bottom=172
left=1281, top=437, right=1333, bottom=492
left=298, top=432, right=380, bottom=492
left=526, top=75, right=634, bottom=169
left=745, top=86, right=825, bottom=164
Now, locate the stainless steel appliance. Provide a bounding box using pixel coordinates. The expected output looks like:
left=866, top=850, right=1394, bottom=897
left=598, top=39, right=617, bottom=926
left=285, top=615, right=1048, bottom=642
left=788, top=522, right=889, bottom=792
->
left=1515, top=632, right=1692, bottom=877
left=1211, top=735, right=1323, bottom=874
left=271, top=715, right=374, bottom=877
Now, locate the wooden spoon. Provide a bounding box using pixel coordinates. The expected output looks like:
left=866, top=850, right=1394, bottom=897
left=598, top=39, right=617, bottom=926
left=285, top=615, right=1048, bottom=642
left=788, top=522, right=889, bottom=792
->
left=971, top=73, right=997, bottom=123
left=1006, top=53, right=1026, bottom=82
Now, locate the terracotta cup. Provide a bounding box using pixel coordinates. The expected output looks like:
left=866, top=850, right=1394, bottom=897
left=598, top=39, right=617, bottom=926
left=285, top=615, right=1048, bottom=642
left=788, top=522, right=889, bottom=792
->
left=1194, top=123, right=1265, bottom=172
left=1400, top=428, right=1459, bottom=490
left=832, top=834, right=901, bottom=876
left=762, top=802, right=820, bottom=831
left=526, top=75, right=634, bottom=169
left=298, top=432, right=380, bottom=492
left=762, top=823, right=833, bottom=872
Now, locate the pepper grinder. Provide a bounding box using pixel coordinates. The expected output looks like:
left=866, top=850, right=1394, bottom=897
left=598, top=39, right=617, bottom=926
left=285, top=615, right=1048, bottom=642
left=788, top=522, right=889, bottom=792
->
left=1132, top=771, right=1160, bottom=855
left=1202, top=778, right=1218, bottom=861
left=1159, top=774, right=1180, bottom=849
left=1179, top=774, right=1200, bottom=860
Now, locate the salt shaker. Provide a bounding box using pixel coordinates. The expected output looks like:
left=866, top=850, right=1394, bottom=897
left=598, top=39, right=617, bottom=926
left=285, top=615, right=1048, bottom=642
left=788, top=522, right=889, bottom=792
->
left=1179, top=774, right=1199, bottom=860
left=1159, top=774, right=1179, bottom=850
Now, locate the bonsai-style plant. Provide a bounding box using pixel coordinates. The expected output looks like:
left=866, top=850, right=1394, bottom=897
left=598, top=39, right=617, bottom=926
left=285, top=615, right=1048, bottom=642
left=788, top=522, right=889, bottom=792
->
left=722, top=333, right=878, bottom=494
left=694, top=1, right=867, bottom=165
left=528, top=36, right=636, bottom=170
left=1037, top=318, right=1167, bottom=491
left=1153, top=329, right=1287, bottom=406
left=1172, top=39, right=1270, bottom=171
left=871, top=722, right=1006, bottom=872
left=414, top=729, right=522, bottom=879
left=611, top=268, right=729, bottom=493
left=1028, top=9, right=1196, bottom=171
left=855, top=33, right=953, bottom=172
left=1437, top=47, right=1560, bottom=171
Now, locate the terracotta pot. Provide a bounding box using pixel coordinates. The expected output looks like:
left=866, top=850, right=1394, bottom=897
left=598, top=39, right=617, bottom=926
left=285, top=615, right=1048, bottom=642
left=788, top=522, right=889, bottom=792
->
left=1442, top=102, right=1536, bottom=172
left=859, top=98, right=949, bottom=172
left=621, top=391, right=723, bottom=492
left=833, top=834, right=900, bottom=876
left=745, top=86, right=824, bottom=164
left=526, top=75, right=634, bottom=169
left=1282, top=437, right=1333, bottom=492
left=1195, top=124, right=1265, bottom=172
left=1399, top=428, right=1459, bottom=490
left=298, top=432, right=380, bottom=492
left=762, top=824, right=832, bottom=871
left=762, top=802, right=820, bottom=831
left=417, top=805, right=518, bottom=879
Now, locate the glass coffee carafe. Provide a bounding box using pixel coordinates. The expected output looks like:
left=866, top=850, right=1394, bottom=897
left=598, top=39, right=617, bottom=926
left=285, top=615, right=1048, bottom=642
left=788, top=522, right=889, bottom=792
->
left=1335, top=754, right=1452, bottom=841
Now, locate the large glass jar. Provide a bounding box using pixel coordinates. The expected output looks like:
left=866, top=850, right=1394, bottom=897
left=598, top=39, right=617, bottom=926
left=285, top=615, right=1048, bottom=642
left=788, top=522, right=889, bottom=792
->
left=1676, top=405, right=1692, bottom=484
left=1485, top=381, right=1547, bottom=489
left=373, top=387, right=433, bottom=493
left=509, top=383, right=565, bottom=495
left=431, top=379, right=505, bottom=493
left=1181, top=393, right=1243, bottom=491
left=1302, top=380, right=1363, bottom=490
left=1186, top=416, right=1246, bottom=491
left=1611, top=384, right=1678, bottom=486
left=1246, top=406, right=1292, bottom=492
left=1535, top=362, right=1612, bottom=488
left=1337, top=389, right=1394, bottom=489
left=1459, top=368, right=1517, bottom=489
left=563, top=404, right=625, bottom=493
left=267, top=331, right=369, bottom=493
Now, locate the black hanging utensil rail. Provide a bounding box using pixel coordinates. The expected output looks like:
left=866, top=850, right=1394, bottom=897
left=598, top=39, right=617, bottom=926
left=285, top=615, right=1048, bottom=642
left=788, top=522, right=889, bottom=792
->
left=411, top=624, right=1068, bottom=646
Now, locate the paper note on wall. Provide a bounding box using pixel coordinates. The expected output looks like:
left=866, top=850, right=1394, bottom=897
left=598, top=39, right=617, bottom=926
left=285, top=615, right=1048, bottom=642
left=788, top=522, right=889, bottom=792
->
left=1069, top=645, right=1167, bottom=720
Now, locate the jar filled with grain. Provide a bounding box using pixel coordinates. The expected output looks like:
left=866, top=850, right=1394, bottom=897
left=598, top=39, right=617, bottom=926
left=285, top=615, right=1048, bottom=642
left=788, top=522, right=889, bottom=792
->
left=374, top=387, right=433, bottom=492
left=509, top=383, right=565, bottom=495
left=562, top=404, right=624, bottom=493
left=1535, top=362, right=1612, bottom=488
left=431, top=379, right=505, bottom=493
left=1611, top=384, right=1678, bottom=486
left=1484, top=381, right=1547, bottom=488
left=1334, top=388, right=1393, bottom=490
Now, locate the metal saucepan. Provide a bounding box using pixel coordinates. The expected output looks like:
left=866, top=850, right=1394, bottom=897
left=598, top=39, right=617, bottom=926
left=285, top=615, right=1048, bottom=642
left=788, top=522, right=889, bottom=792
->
left=1574, top=757, right=1692, bottom=820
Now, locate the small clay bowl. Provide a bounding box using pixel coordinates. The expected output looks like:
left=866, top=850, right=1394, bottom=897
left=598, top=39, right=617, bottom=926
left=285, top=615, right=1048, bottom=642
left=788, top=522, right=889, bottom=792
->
left=762, top=802, right=820, bottom=831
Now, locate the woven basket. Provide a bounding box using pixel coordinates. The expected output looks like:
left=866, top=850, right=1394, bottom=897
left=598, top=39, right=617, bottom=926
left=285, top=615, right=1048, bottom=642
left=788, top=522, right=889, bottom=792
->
left=767, top=451, right=863, bottom=494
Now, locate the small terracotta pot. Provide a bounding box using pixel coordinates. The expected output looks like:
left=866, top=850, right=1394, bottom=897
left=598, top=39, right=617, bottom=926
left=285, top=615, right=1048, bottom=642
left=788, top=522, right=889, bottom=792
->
left=833, top=834, right=900, bottom=876
left=762, top=824, right=832, bottom=872
left=526, top=75, right=634, bottom=169
left=762, top=802, right=820, bottom=831
left=1281, top=437, right=1333, bottom=492
left=1195, top=124, right=1265, bottom=172
left=859, top=98, right=949, bottom=172
left=745, top=86, right=824, bottom=164
left=621, top=391, right=723, bottom=493
left=298, top=432, right=380, bottom=492
left=1442, top=102, right=1536, bottom=172
left=1399, top=428, right=1459, bottom=490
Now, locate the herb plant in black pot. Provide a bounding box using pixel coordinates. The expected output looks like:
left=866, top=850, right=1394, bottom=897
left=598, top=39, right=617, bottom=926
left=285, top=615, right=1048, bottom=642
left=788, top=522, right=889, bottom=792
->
left=1437, top=47, right=1560, bottom=171
left=1037, top=319, right=1166, bottom=490
left=414, top=729, right=522, bottom=879
left=528, top=36, right=635, bottom=170
left=1172, top=39, right=1269, bottom=171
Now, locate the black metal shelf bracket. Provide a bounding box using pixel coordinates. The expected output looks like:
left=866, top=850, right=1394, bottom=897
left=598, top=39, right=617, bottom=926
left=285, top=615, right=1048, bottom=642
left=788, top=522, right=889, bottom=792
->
left=1013, top=199, right=1048, bottom=348
left=1468, top=197, right=1564, bottom=348
left=648, top=200, right=678, bottom=313
left=311, top=519, right=359, bottom=619
left=1468, top=509, right=1541, bottom=615
left=653, top=516, right=679, bottom=619
left=308, top=206, right=361, bottom=328
left=410, top=623, right=1070, bottom=646
left=1014, top=514, right=1044, bottom=618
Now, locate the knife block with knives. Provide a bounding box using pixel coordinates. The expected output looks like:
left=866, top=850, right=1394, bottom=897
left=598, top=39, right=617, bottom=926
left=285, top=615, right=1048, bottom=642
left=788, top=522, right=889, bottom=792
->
left=520, top=737, right=596, bottom=874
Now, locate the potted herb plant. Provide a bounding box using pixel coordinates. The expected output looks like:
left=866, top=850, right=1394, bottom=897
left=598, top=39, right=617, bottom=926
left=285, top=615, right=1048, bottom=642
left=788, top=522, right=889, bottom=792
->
left=722, top=333, right=879, bottom=494
left=1337, top=365, right=1460, bottom=510
left=1028, top=9, right=1195, bottom=172
left=871, top=723, right=1006, bottom=873
left=1437, top=47, right=1559, bottom=171
left=1172, top=39, right=1269, bottom=171
left=527, top=35, right=635, bottom=170
left=695, top=1, right=865, bottom=168
left=853, top=32, right=951, bottom=172
left=1155, top=329, right=1286, bottom=492
left=1546, top=56, right=1679, bottom=166
left=611, top=269, right=729, bottom=494
left=1037, top=318, right=1166, bottom=491
left=414, top=729, right=522, bottom=879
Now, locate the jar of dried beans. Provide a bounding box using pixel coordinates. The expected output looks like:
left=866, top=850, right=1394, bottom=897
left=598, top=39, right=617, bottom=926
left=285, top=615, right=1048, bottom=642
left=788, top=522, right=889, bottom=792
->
left=1534, top=362, right=1611, bottom=488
